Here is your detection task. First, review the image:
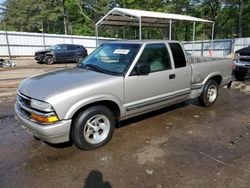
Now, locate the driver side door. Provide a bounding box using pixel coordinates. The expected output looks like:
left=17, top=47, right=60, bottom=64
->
left=124, top=43, right=190, bottom=117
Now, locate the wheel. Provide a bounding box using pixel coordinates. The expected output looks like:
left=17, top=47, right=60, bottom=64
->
left=198, top=79, right=218, bottom=107
left=233, top=70, right=246, bottom=81
left=75, top=56, right=83, bottom=63
left=44, top=56, right=54, bottom=65
left=71, top=105, right=115, bottom=150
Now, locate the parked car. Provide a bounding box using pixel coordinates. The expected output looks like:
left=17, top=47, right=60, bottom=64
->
left=232, top=45, right=250, bottom=80
left=15, top=40, right=232, bottom=150
left=35, top=44, right=88, bottom=64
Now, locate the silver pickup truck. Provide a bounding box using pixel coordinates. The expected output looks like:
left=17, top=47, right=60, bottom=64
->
left=15, top=40, right=232, bottom=150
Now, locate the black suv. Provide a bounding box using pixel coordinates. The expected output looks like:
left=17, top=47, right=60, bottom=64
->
left=35, top=44, right=88, bottom=64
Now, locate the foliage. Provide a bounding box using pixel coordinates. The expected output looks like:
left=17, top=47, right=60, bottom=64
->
left=1, top=0, right=250, bottom=39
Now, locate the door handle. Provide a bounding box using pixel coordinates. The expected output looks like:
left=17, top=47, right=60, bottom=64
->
left=169, top=74, right=176, bottom=79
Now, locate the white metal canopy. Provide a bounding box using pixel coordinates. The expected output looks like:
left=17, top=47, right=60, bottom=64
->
left=95, top=8, right=215, bottom=53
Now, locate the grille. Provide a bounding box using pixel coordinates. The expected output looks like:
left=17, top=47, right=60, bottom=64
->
left=16, top=91, right=32, bottom=118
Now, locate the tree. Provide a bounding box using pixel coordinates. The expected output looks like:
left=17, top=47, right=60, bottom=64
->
left=1, top=0, right=250, bottom=39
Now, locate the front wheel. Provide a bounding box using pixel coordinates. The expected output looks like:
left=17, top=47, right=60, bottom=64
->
left=198, top=80, right=218, bottom=107
left=44, top=56, right=54, bottom=65
left=71, top=105, right=115, bottom=150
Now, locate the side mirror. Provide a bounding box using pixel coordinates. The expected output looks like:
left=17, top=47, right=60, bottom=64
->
left=135, top=63, right=150, bottom=75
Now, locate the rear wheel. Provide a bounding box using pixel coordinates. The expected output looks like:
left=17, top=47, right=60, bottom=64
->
left=75, top=56, right=83, bottom=63
left=198, top=79, right=218, bottom=107
left=71, top=105, right=115, bottom=150
left=44, top=56, right=54, bottom=65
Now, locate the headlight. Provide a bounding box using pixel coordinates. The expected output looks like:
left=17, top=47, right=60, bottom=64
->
left=234, top=53, right=239, bottom=60
left=31, top=99, right=54, bottom=112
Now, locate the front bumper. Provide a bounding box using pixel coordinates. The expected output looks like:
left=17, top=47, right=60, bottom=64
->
left=233, top=60, right=250, bottom=72
left=15, top=103, right=72, bottom=144
left=35, top=54, right=45, bottom=62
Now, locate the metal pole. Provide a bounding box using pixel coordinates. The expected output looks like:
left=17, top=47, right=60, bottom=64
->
left=70, top=24, right=73, bottom=44
left=192, top=22, right=196, bottom=55
left=41, top=20, right=45, bottom=49
left=211, top=22, right=215, bottom=51
left=201, top=41, right=204, bottom=56
left=139, top=17, right=142, bottom=40
left=123, top=27, right=125, bottom=39
left=116, top=28, right=118, bottom=39
left=3, top=21, right=11, bottom=60
left=5, top=30, right=11, bottom=60
left=169, top=20, right=172, bottom=40
left=95, top=24, right=99, bottom=48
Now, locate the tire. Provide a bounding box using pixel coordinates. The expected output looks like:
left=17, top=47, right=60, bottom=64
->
left=233, top=70, right=246, bottom=81
left=75, top=55, right=83, bottom=63
left=71, top=105, right=115, bottom=150
left=44, top=56, right=54, bottom=65
left=198, top=79, right=219, bottom=107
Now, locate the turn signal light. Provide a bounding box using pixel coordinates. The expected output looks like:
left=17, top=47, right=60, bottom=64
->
left=31, top=113, right=59, bottom=123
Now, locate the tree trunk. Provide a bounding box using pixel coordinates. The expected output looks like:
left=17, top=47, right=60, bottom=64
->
left=62, top=0, right=68, bottom=35
left=238, top=0, right=244, bottom=37
left=185, top=24, right=189, bottom=41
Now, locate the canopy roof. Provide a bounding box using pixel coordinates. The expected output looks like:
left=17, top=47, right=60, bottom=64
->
left=96, top=8, right=213, bottom=28
left=95, top=8, right=215, bottom=55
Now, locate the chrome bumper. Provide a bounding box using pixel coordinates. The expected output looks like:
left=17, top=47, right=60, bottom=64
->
left=15, top=103, right=72, bottom=144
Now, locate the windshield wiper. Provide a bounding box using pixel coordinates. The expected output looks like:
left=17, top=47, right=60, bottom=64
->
left=82, top=64, right=106, bottom=73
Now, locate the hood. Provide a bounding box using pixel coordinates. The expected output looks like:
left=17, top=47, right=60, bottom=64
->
left=19, top=68, right=117, bottom=101
left=35, top=49, right=51, bottom=54
left=236, top=46, right=250, bottom=55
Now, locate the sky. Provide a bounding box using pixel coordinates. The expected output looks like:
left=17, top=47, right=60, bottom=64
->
left=0, top=0, right=4, bottom=14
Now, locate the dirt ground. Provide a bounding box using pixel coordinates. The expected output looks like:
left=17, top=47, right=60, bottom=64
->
left=0, top=60, right=250, bottom=188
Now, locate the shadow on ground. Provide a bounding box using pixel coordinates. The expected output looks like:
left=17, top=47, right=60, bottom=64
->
left=84, top=170, right=112, bottom=188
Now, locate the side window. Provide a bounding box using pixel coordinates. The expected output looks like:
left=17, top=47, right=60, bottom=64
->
left=62, top=45, right=67, bottom=51
left=76, top=46, right=82, bottom=50
left=137, top=43, right=171, bottom=72
left=67, top=45, right=75, bottom=51
left=169, top=43, right=186, bottom=68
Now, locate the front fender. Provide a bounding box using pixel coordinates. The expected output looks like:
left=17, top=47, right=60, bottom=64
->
left=63, top=94, right=125, bottom=120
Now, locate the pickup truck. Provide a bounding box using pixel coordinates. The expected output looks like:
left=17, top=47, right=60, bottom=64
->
left=15, top=40, right=232, bottom=150
left=233, top=45, right=250, bottom=80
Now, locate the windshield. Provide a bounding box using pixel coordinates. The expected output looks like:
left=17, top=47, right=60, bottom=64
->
left=51, top=45, right=63, bottom=51
left=79, top=43, right=141, bottom=75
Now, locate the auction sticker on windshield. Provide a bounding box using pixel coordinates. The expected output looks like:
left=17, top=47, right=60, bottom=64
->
left=113, top=49, right=130, bottom=55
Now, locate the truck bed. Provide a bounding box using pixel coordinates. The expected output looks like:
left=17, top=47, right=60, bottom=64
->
left=188, top=56, right=232, bottom=87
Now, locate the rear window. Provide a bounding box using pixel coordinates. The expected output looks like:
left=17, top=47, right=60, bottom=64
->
left=169, top=43, right=186, bottom=68
left=76, top=46, right=83, bottom=49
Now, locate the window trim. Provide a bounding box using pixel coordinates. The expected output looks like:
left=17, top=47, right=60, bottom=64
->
left=130, top=43, right=172, bottom=76
left=168, top=42, right=187, bottom=69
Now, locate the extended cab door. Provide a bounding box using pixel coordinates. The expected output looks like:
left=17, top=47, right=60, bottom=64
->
left=124, top=42, right=191, bottom=116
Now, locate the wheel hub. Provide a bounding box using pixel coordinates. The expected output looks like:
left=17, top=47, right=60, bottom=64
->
left=84, top=115, right=110, bottom=144
left=207, top=85, right=217, bottom=103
